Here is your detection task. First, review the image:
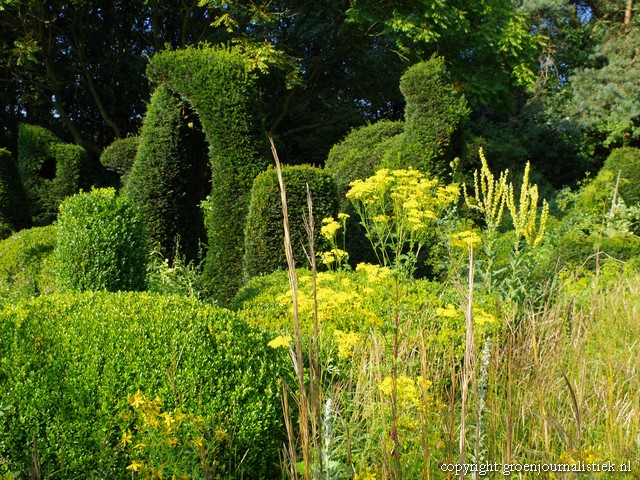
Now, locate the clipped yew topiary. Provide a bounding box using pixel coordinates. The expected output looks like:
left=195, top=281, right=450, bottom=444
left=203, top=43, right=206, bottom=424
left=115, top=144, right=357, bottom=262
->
left=244, top=165, right=338, bottom=279
left=17, top=124, right=90, bottom=225
left=0, top=148, right=31, bottom=238
left=55, top=188, right=146, bottom=292
left=100, top=135, right=140, bottom=184
left=124, top=85, right=208, bottom=262
left=147, top=46, right=270, bottom=304
left=399, top=56, right=469, bottom=178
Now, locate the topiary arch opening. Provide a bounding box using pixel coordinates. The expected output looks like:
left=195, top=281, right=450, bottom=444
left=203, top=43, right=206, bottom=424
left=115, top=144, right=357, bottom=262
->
left=139, top=46, right=270, bottom=304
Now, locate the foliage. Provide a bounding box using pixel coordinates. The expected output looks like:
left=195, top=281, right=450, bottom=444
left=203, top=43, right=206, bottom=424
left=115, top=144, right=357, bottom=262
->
left=100, top=136, right=140, bottom=185
left=601, top=147, right=640, bottom=206
left=325, top=120, right=404, bottom=197
left=54, top=188, right=146, bottom=292
left=147, top=46, right=270, bottom=304
left=0, top=225, right=57, bottom=306
left=569, top=30, right=640, bottom=147
left=243, top=165, right=338, bottom=279
left=0, top=148, right=31, bottom=237
left=346, top=0, right=541, bottom=110
left=0, top=292, right=290, bottom=478
left=146, top=248, right=207, bottom=301
left=346, top=168, right=459, bottom=274
left=398, top=57, right=470, bottom=178
left=17, top=124, right=90, bottom=225
left=124, top=85, right=208, bottom=262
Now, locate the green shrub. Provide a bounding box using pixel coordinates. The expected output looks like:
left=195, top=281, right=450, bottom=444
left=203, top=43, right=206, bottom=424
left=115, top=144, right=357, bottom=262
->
left=17, top=124, right=90, bottom=225
left=325, top=120, right=404, bottom=196
left=124, top=85, right=208, bottom=262
left=99, top=135, right=139, bottom=184
left=399, top=56, right=470, bottom=178
left=54, top=188, right=146, bottom=292
left=0, top=225, right=56, bottom=306
left=0, top=148, right=31, bottom=237
left=0, top=292, right=290, bottom=478
left=243, top=165, right=338, bottom=279
left=601, top=147, right=640, bottom=206
left=147, top=46, right=270, bottom=305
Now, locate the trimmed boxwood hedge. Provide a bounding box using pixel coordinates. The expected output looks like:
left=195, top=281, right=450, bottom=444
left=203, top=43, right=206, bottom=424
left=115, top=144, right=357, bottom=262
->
left=17, top=124, right=90, bottom=225
left=0, top=225, right=56, bottom=305
left=0, top=292, right=290, bottom=478
left=124, top=85, right=208, bottom=262
left=147, top=46, right=270, bottom=305
left=243, top=165, right=338, bottom=279
left=0, top=148, right=31, bottom=237
left=54, top=188, right=146, bottom=292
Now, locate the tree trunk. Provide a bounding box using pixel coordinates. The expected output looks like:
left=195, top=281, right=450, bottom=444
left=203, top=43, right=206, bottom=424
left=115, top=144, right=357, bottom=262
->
left=625, top=0, right=633, bottom=32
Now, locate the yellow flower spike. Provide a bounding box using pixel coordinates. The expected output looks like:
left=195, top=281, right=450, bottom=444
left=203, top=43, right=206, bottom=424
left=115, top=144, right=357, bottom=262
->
left=267, top=335, right=292, bottom=349
left=506, top=161, right=549, bottom=246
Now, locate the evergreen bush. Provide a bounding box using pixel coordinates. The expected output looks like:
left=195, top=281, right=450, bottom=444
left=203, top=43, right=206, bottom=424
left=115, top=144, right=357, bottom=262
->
left=601, top=147, right=640, bottom=206
left=0, top=292, right=289, bottom=478
left=243, top=165, right=338, bottom=279
left=325, top=120, right=404, bottom=196
left=399, top=56, right=470, bottom=178
left=0, top=148, right=31, bottom=237
left=99, top=135, right=139, bottom=184
left=147, top=46, right=270, bottom=304
left=54, top=188, right=146, bottom=292
left=17, top=124, right=89, bottom=225
left=124, top=85, right=208, bottom=262
left=0, top=225, right=57, bottom=305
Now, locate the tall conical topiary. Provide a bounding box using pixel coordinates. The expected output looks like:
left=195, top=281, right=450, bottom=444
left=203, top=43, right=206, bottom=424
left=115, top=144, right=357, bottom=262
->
left=124, top=85, right=209, bottom=262
left=0, top=148, right=31, bottom=239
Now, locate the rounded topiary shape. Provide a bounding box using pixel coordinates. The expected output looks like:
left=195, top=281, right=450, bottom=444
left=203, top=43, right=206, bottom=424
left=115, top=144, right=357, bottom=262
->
left=0, top=148, right=31, bottom=237
left=124, top=85, right=208, bottom=262
left=100, top=135, right=140, bottom=183
left=0, top=293, right=290, bottom=478
left=243, top=165, right=338, bottom=279
left=400, top=56, right=470, bottom=178
left=602, top=147, right=640, bottom=206
left=326, top=120, right=405, bottom=196
left=55, top=188, right=146, bottom=292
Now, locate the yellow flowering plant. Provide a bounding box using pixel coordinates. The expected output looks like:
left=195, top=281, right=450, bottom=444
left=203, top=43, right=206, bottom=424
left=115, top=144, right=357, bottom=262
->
left=346, top=168, right=459, bottom=274
left=319, top=213, right=350, bottom=270
left=119, top=391, right=225, bottom=479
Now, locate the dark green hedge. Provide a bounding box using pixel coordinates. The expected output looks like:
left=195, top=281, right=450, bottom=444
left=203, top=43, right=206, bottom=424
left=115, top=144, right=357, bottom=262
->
left=399, top=56, right=469, bottom=178
left=147, top=46, right=269, bottom=304
left=0, top=148, right=31, bottom=237
left=100, top=135, right=139, bottom=184
left=243, top=165, right=338, bottom=279
left=17, top=124, right=89, bottom=225
left=54, top=188, right=146, bottom=292
left=124, top=85, right=208, bottom=262
left=0, top=292, right=290, bottom=478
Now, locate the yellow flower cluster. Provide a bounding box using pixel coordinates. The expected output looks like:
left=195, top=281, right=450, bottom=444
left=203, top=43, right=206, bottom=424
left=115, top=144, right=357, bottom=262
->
left=378, top=375, right=422, bottom=408
left=320, top=217, right=341, bottom=241
left=268, top=335, right=292, bottom=349
left=319, top=248, right=348, bottom=266
left=449, top=230, right=482, bottom=250
left=333, top=329, right=361, bottom=358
